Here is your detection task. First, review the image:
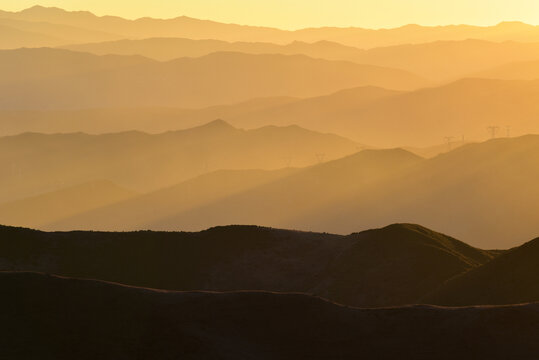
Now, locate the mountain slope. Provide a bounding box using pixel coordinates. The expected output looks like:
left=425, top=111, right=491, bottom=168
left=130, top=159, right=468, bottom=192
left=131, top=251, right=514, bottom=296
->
left=230, top=85, right=402, bottom=130
left=0, top=48, right=152, bottom=86
left=475, top=59, right=539, bottom=80
left=0, top=17, right=121, bottom=48
left=3, top=272, right=539, bottom=360
left=0, top=120, right=359, bottom=203
left=57, top=135, right=539, bottom=248
left=0, top=49, right=426, bottom=110
left=51, top=148, right=421, bottom=232
left=231, top=78, right=539, bottom=146
left=0, top=180, right=137, bottom=229
left=7, top=77, right=539, bottom=148
left=0, top=23, right=62, bottom=48
left=425, top=237, right=539, bottom=306
left=296, top=135, right=539, bottom=248
left=62, top=38, right=539, bottom=80
left=0, top=223, right=494, bottom=307
left=0, top=97, right=299, bottom=136
left=45, top=169, right=297, bottom=231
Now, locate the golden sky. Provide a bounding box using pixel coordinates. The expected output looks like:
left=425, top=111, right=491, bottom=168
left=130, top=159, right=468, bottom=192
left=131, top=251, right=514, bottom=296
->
left=3, top=0, right=539, bottom=29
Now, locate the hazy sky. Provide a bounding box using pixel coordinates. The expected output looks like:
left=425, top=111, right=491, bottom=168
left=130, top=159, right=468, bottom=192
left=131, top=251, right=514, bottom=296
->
left=3, top=0, right=539, bottom=29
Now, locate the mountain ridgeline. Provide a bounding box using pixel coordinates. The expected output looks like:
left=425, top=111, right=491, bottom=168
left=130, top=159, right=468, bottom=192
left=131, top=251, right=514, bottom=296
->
left=10, top=134, right=537, bottom=249
left=0, top=223, right=498, bottom=308
left=3, top=271, right=538, bottom=360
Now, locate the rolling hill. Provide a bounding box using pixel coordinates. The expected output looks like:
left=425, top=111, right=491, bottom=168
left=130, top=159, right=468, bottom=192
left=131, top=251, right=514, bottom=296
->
left=49, top=136, right=539, bottom=248
left=3, top=271, right=538, bottom=359
left=425, top=237, right=539, bottom=306
left=0, top=120, right=359, bottom=203
left=0, top=223, right=494, bottom=308
left=0, top=48, right=426, bottom=110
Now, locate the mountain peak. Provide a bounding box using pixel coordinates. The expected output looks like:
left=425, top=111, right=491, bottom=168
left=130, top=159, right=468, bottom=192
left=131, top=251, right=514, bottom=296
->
left=21, top=5, right=65, bottom=14
left=202, top=119, right=235, bottom=129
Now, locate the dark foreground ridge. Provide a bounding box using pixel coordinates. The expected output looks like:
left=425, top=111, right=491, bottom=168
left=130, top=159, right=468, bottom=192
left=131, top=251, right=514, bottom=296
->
left=426, top=237, right=539, bottom=306
left=3, top=271, right=538, bottom=360
left=0, top=223, right=497, bottom=307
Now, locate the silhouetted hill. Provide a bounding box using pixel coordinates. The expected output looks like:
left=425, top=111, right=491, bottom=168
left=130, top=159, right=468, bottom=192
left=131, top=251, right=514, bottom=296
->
left=0, top=121, right=358, bottom=203
left=62, top=37, right=539, bottom=80
left=3, top=271, right=538, bottom=360
left=0, top=48, right=426, bottom=110
left=4, top=6, right=539, bottom=47
left=0, top=223, right=495, bottom=307
left=0, top=180, right=136, bottom=229
left=425, top=237, right=539, bottom=306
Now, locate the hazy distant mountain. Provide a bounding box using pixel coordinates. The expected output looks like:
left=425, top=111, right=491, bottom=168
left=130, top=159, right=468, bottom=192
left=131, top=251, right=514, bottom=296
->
left=0, top=23, right=61, bottom=48
left=0, top=97, right=298, bottom=136
left=0, top=48, right=426, bottom=110
left=354, top=39, right=539, bottom=81
left=5, top=272, right=538, bottom=359
left=230, top=86, right=402, bottom=132
left=6, top=78, right=539, bottom=148
left=53, top=136, right=539, bottom=248
left=44, top=169, right=296, bottom=231
left=61, top=37, right=366, bottom=62
left=49, top=148, right=420, bottom=231
left=0, top=180, right=136, bottom=229
left=0, top=120, right=359, bottom=203
left=3, top=6, right=539, bottom=47
left=0, top=48, right=151, bottom=86
left=294, top=135, right=539, bottom=248
left=230, top=78, right=539, bottom=146
left=474, top=59, right=539, bottom=80
left=425, top=237, right=539, bottom=306
left=0, top=17, right=121, bottom=49
left=62, top=37, right=539, bottom=80
left=0, top=223, right=494, bottom=307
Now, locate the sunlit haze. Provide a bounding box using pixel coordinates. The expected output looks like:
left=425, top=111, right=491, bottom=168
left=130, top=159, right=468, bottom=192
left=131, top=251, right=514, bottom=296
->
left=2, top=0, right=539, bottom=29
left=2, top=1, right=539, bottom=357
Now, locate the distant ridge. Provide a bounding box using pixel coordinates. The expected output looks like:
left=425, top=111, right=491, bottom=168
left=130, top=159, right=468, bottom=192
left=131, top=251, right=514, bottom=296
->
left=61, top=37, right=539, bottom=81
left=0, top=48, right=426, bottom=110
left=0, top=120, right=360, bottom=202
left=3, top=6, right=539, bottom=47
